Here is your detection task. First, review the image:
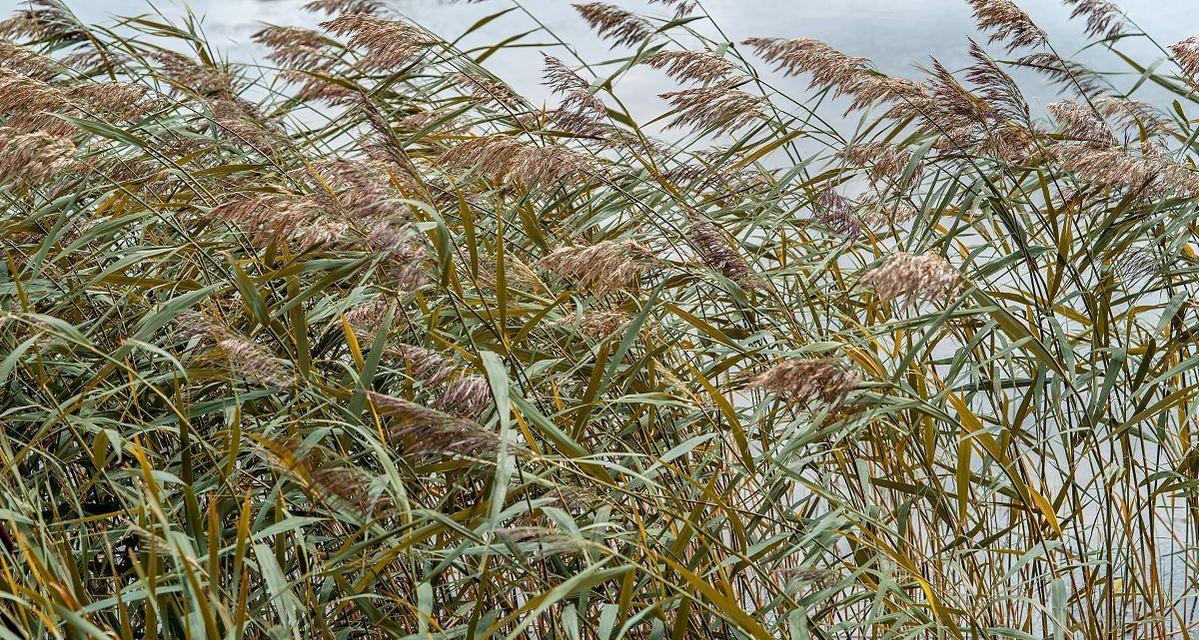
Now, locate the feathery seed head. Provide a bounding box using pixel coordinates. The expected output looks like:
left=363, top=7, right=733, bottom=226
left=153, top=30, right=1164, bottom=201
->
left=538, top=239, right=656, bottom=293
left=751, top=359, right=861, bottom=406
left=967, top=0, right=1047, bottom=51
left=659, top=82, right=766, bottom=134
left=643, top=49, right=738, bottom=84
left=861, top=251, right=960, bottom=306
left=573, top=3, right=651, bottom=48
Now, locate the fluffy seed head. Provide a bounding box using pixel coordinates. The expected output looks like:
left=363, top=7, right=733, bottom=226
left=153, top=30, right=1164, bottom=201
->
left=742, top=38, right=922, bottom=113
left=861, top=251, right=960, bottom=306
left=816, top=190, right=863, bottom=240
left=302, top=0, right=386, bottom=16
left=253, top=26, right=334, bottom=70
left=209, top=195, right=346, bottom=250
left=538, top=239, right=656, bottom=293
left=440, top=135, right=593, bottom=189
left=437, top=376, right=491, bottom=419
left=751, top=359, right=861, bottom=406
left=1170, top=37, right=1199, bottom=78
left=320, top=14, right=435, bottom=72
left=688, top=220, right=757, bottom=286
left=967, top=0, right=1047, bottom=52
left=643, top=49, right=738, bottom=84
left=217, top=338, right=292, bottom=387
left=836, top=142, right=922, bottom=193
left=0, top=126, right=79, bottom=186
left=573, top=3, right=651, bottom=48
left=1063, top=0, right=1126, bottom=39
left=368, top=392, right=508, bottom=460
left=659, top=82, right=766, bottom=134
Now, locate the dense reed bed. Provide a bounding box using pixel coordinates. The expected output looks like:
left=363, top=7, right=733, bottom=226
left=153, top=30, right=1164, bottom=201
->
left=2, top=0, right=1199, bottom=636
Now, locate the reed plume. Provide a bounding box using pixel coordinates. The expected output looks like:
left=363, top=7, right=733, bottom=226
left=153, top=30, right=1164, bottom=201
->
left=217, top=338, right=292, bottom=387
left=440, top=135, right=593, bottom=188
left=573, top=3, right=651, bottom=48
left=543, top=55, right=607, bottom=133
left=1063, top=0, right=1126, bottom=38
left=449, top=71, right=523, bottom=108
left=253, top=26, right=334, bottom=70
left=688, top=219, right=757, bottom=286
left=643, top=49, right=738, bottom=84
left=368, top=391, right=505, bottom=459
left=538, top=239, right=655, bottom=293
left=209, top=195, right=347, bottom=250
left=836, top=142, right=921, bottom=193
left=437, top=376, right=491, bottom=419
left=742, top=37, right=922, bottom=113
left=1170, top=37, right=1199, bottom=78
left=0, top=127, right=79, bottom=186
left=861, top=251, right=960, bottom=306
left=816, top=190, right=863, bottom=240
left=966, top=0, right=1046, bottom=52
left=320, top=14, right=434, bottom=72
left=750, top=359, right=860, bottom=406
left=302, top=0, right=386, bottom=16
left=659, top=83, right=766, bottom=134
left=649, top=0, right=697, bottom=18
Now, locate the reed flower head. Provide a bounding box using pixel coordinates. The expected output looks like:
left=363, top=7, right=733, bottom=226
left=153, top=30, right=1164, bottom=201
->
left=440, top=135, right=593, bottom=189
left=368, top=392, right=507, bottom=459
left=836, top=142, right=921, bottom=193
left=0, top=0, right=85, bottom=43
left=253, top=26, right=334, bottom=70
left=1055, top=143, right=1199, bottom=197
left=659, top=82, right=766, bottom=134
left=543, top=55, right=606, bottom=122
left=967, top=0, right=1046, bottom=52
left=573, top=3, right=651, bottom=48
left=643, top=49, right=738, bottom=84
left=557, top=309, right=631, bottom=339
left=395, top=343, right=459, bottom=387
left=649, top=0, right=697, bottom=18
left=742, top=37, right=922, bottom=113
left=0, top=126, right=79, bottom=186
left=751, top=359, right=860, bottom=406
left=688, top=220, right=758, bottom=286
left=345, top=298, right=391, bottom=343
left=1063, top=0, right=1126, bottom=38
left=816, top=190, right=863, bottom=240
left=210, top=195, right=347, bottom=250
left=307, top=463, right=387, bottom=514
left=320, top=14, right=434, bottom=72
left=302, top=0, right=386, bottom=16
left=861, top=251, right=960, bottom=306
left=1170, top=37, right=1199, bottom=78
left=538, top=239, right=656, bottom=293
left=449, top=71, right=523, bottom=109
left=1047, top=99, right=1116, bottom=145
left=0, top=38, right=59, bottom=78
left=217, top=338, right=292, bottom=387
left=437, top=376, right=491, bottom=419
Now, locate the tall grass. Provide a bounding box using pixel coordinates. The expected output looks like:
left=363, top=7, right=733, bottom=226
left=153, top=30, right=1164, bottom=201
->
left=1, top=0, right=1198, bottom=637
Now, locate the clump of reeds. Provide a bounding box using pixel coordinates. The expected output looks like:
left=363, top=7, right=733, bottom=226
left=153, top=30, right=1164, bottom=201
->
left=3, top=1, right=1199, bottom=638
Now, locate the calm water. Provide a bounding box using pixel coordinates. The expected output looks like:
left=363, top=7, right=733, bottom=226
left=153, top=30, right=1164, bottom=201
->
left=3, top=0, right=1196, bottom=122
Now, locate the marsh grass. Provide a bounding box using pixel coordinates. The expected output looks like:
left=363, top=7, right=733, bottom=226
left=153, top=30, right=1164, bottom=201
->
left=1, top=0, right=1199, bottom=637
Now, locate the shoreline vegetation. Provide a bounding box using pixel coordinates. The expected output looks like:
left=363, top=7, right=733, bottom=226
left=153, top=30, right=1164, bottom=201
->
left=2, top=0, right=1199, bottom=636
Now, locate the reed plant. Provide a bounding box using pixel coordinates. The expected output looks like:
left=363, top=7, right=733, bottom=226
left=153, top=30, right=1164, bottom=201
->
left=1, top=0, right=1198, bottom=637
